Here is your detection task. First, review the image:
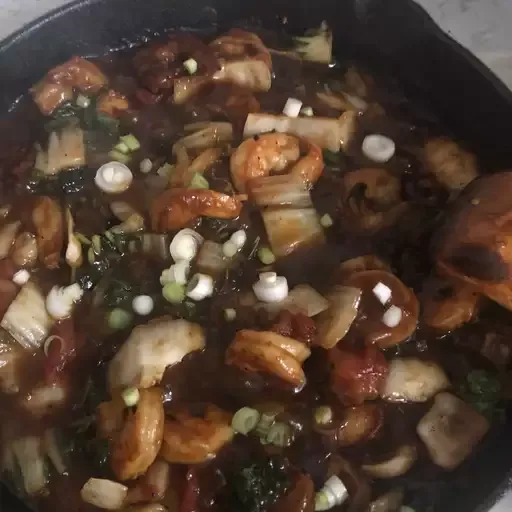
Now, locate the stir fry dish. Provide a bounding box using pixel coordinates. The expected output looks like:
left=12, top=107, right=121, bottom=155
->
left=0, top=24, right=510, bottom=512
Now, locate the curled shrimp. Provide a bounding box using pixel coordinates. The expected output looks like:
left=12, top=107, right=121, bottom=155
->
left=160, top=406, right=233, bottom=464
left=226, top=329, right=311, bottom=388
left=111, top=387, right=164, bottom=481
left=230, top=133, right=324, bottom=193
left=150, top=188, right=244, bottom=232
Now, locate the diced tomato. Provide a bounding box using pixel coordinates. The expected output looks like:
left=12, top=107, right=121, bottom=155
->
left=272, top=311, right=317, bottom=346
left=180, top=469, right=200, bottom=512
left=329, top=347, right=389, bottom=405
left=44, top=317, right=84, bottom=385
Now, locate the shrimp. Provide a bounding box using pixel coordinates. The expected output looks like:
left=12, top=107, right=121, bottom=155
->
left=226, top=329, right=311, bottom=388
left=32, top=196, right=64, bottom=269
left=111, top=387, right=164, bottom=481
left=160, top=406, right=233, bottom=464
left=150, top=188, right=243, bottom=232
left=31, top=57, right=107, bottom=115
left=230, top=133, right=324, bottom=193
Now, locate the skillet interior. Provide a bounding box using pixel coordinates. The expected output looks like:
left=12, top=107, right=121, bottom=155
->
left=0, top=0, right=511, bottom=510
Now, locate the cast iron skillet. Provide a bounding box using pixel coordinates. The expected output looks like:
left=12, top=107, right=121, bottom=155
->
left=0, top=0, right=511, bottom=510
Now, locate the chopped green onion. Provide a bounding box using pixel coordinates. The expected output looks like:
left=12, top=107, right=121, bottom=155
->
left=301, top=106, right=314, bottom=116
left=189, top=172, right=209, bottom=190
left=120, top=134, right=141, bottom=152
left=224, top=308, right=237, bottom=321
left=107, top=308, right=132, bottom=330
left=140, top=158, right=153, bottom=174
left=266, top=422, right=293, bottom=447
left=121, top=387, right=140, bottom=407
left=108, top=149, right=131, bottom=165
left=183, top=58, right=198, bottom=75
left=255, top=411, right=277, bottom=437
left=231, top=407, right=261, bottom=435
left=257, top=247, right=276, bottom=265
left=87, top=247, right=96, bottom=264
left=157, top=163, right=174, bottom=178
left=75, top=233, right=91, bottom=245
left=222, top=240, right=238, bottom=258
left=314, top=491, right=332, bottom=511
left=76, top=94, right=90, bottom=109
left=114, top=141, right=131, bottom=154
left=91, top=235, right=102, bottom=255
left=314, top=406, right=333, bottom=425
left=104, top=231, right=116, bottom=244
left=320, top=214, right=334, bottom=228
left=162, top=282, right=186, bottom=304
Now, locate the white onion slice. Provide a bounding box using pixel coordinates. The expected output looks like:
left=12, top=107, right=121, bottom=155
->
left=95, top=162, right=133, bottom=194
left=283, top=97, right=303, bottom=117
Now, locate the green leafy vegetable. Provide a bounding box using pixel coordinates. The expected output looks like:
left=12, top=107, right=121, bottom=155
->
left=226, top=456, right=291, bottom=512
left=102, top=277, right=135, bottom=308
left=458, top=369, right=504, bottom=420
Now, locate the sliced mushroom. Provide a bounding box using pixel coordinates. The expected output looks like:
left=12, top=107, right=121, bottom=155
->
left=362, top=444, right=417, bottom=478
left=422, top=280, right=480, bottom=332
left=316, top=404, right=383, bottom=447
left=343, top=270, right=419, bottom=348
left=434, top=172, right=512, bottom=311
left=12, top=232, right=38, bottom=268
left=315, top=286, right=362, bottom=349
left=424, top=137, right=478, bottom=191
left=417, top=392, right=490, bottom=470
left=108, top=318, right=205, bottom=392
left=381, top=358, right=450, bottom=403
left=341, top=168, right=407, bottom=231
